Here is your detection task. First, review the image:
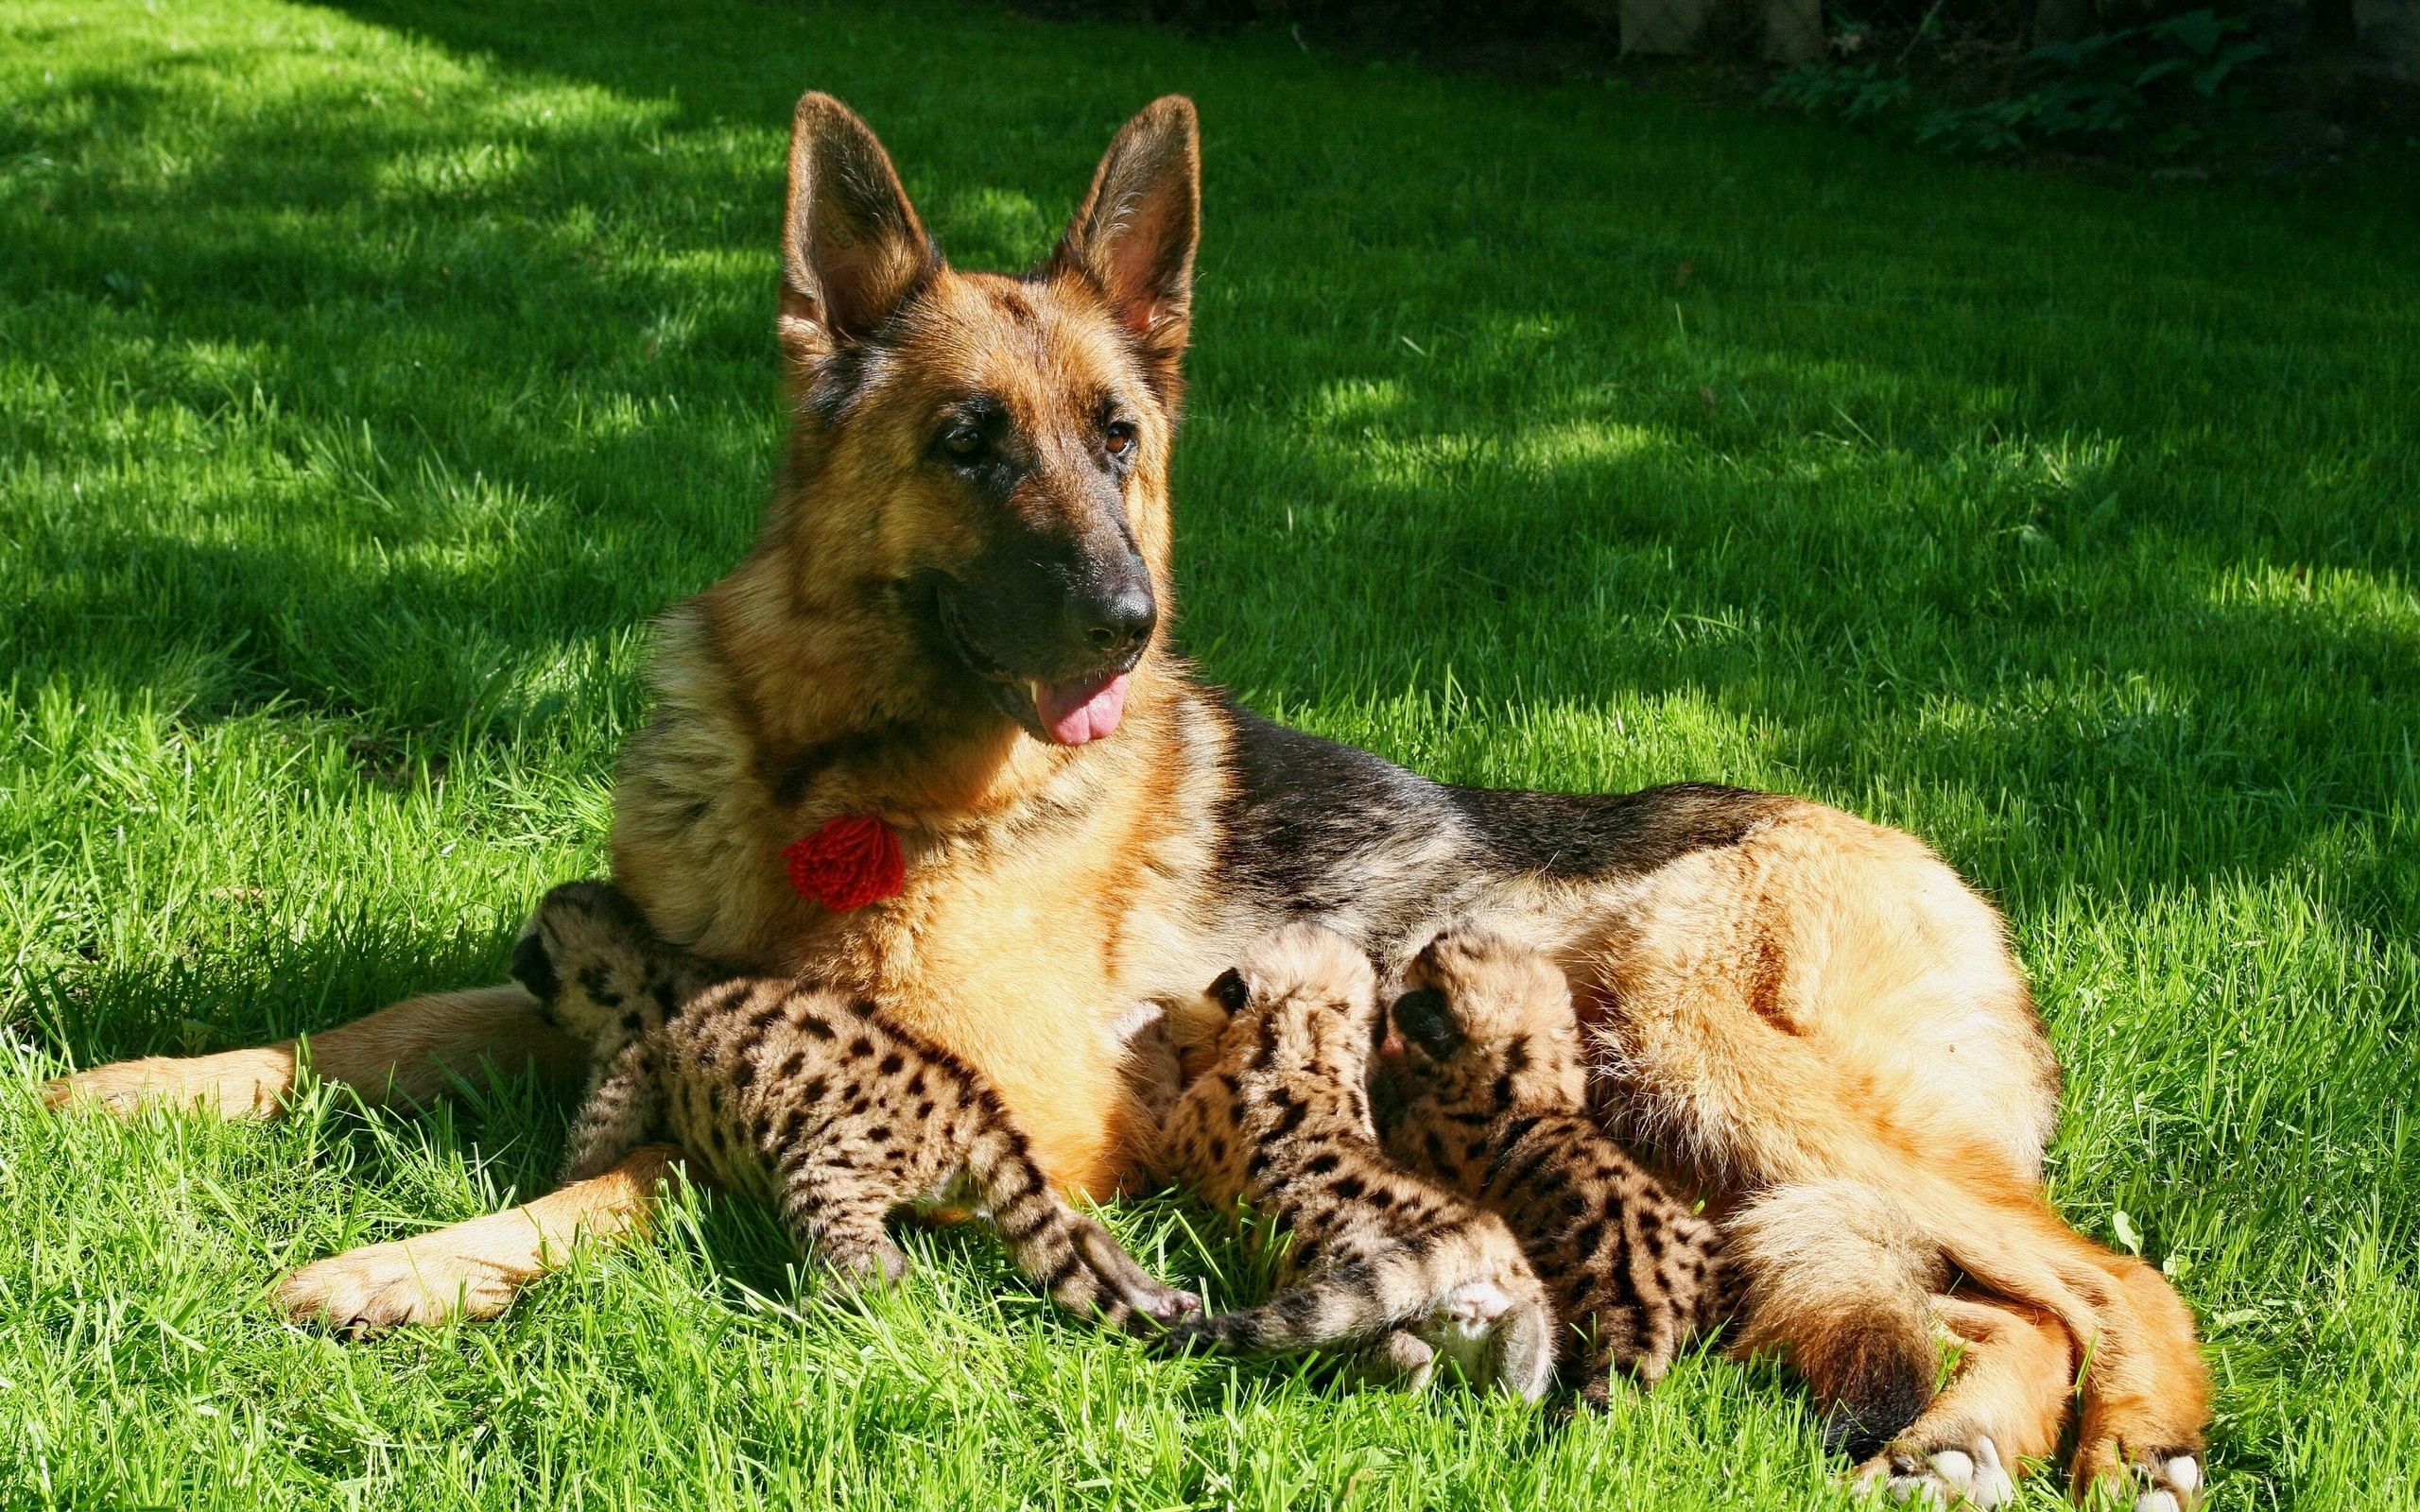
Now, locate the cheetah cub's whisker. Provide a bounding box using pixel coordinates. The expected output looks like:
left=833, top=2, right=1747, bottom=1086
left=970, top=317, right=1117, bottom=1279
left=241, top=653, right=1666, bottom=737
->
left=1155, top=923, right=1556, bottom=1400
left=511, top=881, right=1199, bottom=1332
left=1383, top=925, right=1737, bottom=1400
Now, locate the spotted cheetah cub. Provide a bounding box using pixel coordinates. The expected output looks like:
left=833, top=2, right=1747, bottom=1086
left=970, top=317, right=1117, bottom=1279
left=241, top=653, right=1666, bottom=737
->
left=1157, top=923, right=1555, bottom=1400
left=510, top=881, right=1198, bottom=1332
left=1383, top=926, right=1736, bottom=1400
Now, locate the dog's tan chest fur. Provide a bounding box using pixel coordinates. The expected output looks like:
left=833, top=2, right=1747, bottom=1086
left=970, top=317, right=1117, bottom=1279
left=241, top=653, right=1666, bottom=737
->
left=612, top=607, right=1236, bottom=1196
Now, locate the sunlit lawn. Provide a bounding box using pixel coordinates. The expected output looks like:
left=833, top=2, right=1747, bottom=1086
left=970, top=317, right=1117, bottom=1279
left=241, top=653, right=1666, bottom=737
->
left=3, top=1, right=2415, bottom=1505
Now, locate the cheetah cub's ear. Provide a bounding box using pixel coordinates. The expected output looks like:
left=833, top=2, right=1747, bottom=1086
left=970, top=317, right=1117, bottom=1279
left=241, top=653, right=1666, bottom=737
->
left=1392, top=926, right=1585, bottom=1105
left=510, top=881, right=661, bottom=1041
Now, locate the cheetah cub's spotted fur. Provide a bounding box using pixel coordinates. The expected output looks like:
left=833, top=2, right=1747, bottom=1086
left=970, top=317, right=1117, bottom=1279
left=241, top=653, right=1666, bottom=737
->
left=1157, top=923, right=1555, bottom=1399
left=510, top=881, right=1198, bottom=1332
left=1384, top=926, right=1737, bottom=1400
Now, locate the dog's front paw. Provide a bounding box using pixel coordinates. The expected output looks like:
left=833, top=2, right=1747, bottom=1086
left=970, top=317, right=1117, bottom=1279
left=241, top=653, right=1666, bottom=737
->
left=278, top=1236, right=522, bottom=1334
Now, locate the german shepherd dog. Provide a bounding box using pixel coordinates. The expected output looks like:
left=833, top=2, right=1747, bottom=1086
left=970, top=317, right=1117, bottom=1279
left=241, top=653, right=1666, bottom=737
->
left=47, top=94, right=2209, bottom=1507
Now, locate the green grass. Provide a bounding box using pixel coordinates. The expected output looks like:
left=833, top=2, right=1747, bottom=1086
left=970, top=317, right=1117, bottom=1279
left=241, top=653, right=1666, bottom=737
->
left=2, top=0, right=2415, bottom=1505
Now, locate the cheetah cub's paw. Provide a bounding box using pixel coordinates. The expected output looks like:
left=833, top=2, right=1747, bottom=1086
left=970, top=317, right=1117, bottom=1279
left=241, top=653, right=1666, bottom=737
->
left=1414, top=1279, right=1556, bottom=1401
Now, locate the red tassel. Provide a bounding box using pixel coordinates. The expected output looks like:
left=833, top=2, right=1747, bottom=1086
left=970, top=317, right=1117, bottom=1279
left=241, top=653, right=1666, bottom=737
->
left=782, top=814, right=906, bottom=911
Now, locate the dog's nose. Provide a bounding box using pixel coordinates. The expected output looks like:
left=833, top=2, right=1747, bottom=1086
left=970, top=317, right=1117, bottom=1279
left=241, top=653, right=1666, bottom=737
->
left=1080, top=577, right=1157, bottom=658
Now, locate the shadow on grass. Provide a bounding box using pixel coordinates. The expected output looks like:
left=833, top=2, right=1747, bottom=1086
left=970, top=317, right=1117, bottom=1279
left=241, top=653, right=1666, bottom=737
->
left=8, top=1, right=2414, bottom=905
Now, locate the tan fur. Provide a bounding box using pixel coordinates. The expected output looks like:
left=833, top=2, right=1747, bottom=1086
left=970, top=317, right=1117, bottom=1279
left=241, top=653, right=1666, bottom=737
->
left=43, top=983, right=586, bottom=1118
left=1723, top=1179, right=1945, bottom=1444
left=43, top=92, right=2208, bottom=1503
left=1157, top=925, right=1555, bottom=1399
left=278, top=1143, right=680, bottom=1333
left=1851, top=1294, right=2073, bottom=1505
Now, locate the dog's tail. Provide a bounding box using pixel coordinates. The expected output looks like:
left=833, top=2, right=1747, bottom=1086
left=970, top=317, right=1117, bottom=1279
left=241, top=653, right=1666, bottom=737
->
left=1722, top=1178, right=1946, bottom=1458
left=1725, top=1167, right=2208, bottom=1470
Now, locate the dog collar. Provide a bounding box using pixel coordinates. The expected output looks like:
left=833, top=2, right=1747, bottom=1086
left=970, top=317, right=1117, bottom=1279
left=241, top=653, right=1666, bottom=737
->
left=783, top=814, right=906, bottom=911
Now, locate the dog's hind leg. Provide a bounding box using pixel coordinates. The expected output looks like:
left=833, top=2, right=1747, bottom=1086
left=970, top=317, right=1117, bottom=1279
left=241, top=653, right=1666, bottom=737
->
left=278, top=1143, right=683, bottom=1333
left=2066, top=1246, right=2210, bottom=1509
left=43, top=983, right=585, bottom=1120
left=1855, top=1294, right=2071, bottom=1510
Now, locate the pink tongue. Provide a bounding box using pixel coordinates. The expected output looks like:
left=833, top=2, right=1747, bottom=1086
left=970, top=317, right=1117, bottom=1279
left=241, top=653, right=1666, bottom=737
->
left=1035, top=672, right=1129, bottom=746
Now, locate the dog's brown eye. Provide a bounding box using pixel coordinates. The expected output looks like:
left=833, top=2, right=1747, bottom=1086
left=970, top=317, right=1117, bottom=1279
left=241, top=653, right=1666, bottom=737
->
left=942, top=424, right=985, bottom=459
left=1103, top=421, right=1136, bottom=457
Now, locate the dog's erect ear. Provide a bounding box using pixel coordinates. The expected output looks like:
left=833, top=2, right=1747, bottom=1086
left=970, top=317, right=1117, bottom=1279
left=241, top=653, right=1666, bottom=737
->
left=779, top=93, right=937, bottom=365
left=1055, top=95, right=1200, bottom=392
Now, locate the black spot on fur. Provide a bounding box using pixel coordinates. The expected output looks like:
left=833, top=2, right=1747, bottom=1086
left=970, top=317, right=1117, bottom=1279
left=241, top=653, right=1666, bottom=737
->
left=1423, top=1128, right=1451, bottom=1171
left=1042, top=1254, right=1085, bottom=1294
left=579, top=964, right=623, bottom=1008
left=731, top=1060, right=755, bottom=1090
left=848, top=1037, right=874, bottom=1058
left=800, top=1016, right=835, bottom=1040
left=877, top=1051, right=905, bottom=1075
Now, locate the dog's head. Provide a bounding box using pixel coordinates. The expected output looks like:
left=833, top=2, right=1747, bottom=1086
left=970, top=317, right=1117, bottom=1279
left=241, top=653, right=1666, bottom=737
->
left=763, top=93, right=1198, bottom=749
